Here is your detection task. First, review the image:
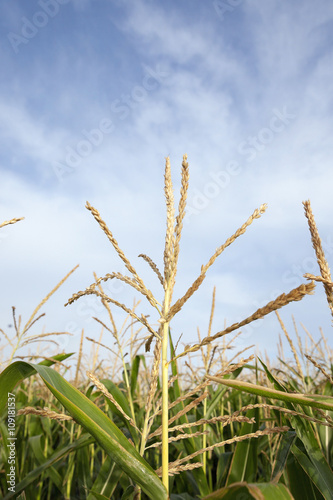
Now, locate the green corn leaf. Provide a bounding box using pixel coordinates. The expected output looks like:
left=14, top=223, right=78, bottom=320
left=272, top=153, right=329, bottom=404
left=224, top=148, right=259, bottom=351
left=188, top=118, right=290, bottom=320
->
left=100, top=379, right=132, bottom=420
left=285, top=447, right=324, bottom=500
left=202, top=481, right=294, bottom=499
left=0, top=353, right=74, bottom=416
left=74, top=440, right=93, bottom=495
left=130, top=354, right=143, bottom=398
left=0, top=361, right=168, bottom=500
left=271, top=430, right=297, bottom=483
left=3, top=434, right=94, bottom=499
left=28, top=434, right=63, bottom=491
left=169, top=330, right=210, bottom=497
left=292, top=445, right=328, bottom=500
left=204, top=367, right=243, bottom=422
left=205, top=376, right=333, bottom=412
left=226, top=406, right=259, bottom=485
left=87, top=455, right=124, bottom=500
left=259, top=358, right=333, bottom=499
left=98, top=378, right=140, bottom=447
left=87, top=492, right=110, bottom=500
left=207, top=362, right=333, bottom=498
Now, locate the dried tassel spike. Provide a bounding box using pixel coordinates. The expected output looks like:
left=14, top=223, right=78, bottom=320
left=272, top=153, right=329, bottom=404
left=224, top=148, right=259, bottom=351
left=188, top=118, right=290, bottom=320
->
left=303, top=200, right=333, bottom=317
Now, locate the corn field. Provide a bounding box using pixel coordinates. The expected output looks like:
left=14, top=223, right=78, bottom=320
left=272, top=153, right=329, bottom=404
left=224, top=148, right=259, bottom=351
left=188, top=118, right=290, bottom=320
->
left=1, top=156, right=333, bottom=499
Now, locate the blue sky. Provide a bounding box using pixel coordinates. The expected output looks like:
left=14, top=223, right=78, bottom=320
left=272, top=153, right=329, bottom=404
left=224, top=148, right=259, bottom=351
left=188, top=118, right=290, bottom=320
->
left=1, top=0, right=333, bottom=368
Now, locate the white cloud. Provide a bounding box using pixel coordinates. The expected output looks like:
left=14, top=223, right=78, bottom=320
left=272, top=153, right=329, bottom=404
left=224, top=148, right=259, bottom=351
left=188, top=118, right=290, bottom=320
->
left=1, top=0, right=333, bottom=364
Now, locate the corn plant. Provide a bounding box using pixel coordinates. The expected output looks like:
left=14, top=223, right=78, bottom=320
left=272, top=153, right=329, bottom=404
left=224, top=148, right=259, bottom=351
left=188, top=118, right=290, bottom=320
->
left=1, top=158, right=333, bottom=499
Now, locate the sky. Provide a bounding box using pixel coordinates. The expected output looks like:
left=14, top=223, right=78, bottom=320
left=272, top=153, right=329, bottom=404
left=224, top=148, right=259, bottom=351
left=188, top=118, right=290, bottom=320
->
left=1, top=0, right=333, bottom=370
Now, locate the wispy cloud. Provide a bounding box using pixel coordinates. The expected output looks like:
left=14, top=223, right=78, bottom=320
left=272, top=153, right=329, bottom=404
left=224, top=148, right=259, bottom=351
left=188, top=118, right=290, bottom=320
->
left=1, top=0, right=333, bottom=360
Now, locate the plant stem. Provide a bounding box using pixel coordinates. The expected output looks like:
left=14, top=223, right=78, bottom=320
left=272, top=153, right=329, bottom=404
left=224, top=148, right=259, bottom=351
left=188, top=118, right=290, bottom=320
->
left=162, top=289, right=171, bottom=492
left=203, top=397, right=207, bottom=474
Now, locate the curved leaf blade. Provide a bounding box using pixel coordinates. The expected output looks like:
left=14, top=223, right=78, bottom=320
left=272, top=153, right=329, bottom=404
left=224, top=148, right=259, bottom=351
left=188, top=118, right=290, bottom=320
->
left=205, top=376, right=333, bottom=412
left=202, top=481, right=294, bottom=499
left=0, top=353, right=73, bottom=415
left=1, top=361, right=167, bottom=500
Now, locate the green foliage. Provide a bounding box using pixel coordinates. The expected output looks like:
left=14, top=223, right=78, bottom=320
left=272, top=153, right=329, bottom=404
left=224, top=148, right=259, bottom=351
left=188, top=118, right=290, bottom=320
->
left=2, top=347, right=333, bottom=499
left=0, top=361, right=167, bottom=500
left=1, top=177, right=333, bottom=498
